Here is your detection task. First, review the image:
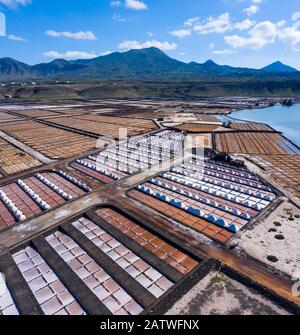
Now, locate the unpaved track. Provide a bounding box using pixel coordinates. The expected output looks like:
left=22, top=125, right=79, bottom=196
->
left=0, top=131, right=299, bottom=308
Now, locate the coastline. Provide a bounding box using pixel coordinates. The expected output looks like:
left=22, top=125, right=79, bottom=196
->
left=225, top=103, right=300, bottom=148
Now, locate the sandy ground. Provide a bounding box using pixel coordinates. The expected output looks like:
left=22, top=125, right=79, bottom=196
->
left=234, top=200, right=300, bottom=279
left=166, top=271, right=290, bottom=315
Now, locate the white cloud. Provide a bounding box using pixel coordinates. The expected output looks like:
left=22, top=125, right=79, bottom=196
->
left=223, top=13, right=300, bottom=51
left=45, top=30, right=97, bottom=40
left=170, top=29, right=191, bottom=39
left=44, top=50, right=98, bottom=60
left=242, top=0, right=265, bottom=17
left=7, top=34, right=28, bottom=42
left=182, top=13, right=254, bottom=35
left=0, top=13, right=5, bottom=36
left=225, top=21, right=282, bottom=49
left=112, top=13, right=125, bottom=22
left=110, top=0, right=121, bottom=6
left=119, top=39, right=177, bottom=51
left=244, top=5, right=259, bottom=16
left=194, top=13, right=232, bottom=34
left=279, top=27, right=300, bottom=49
left=0, top=0, right=31, bottom=8
left=184, top=17, right=200, bottom=27
left=234, top=19, right=255, bottom=31
left=292, top=12, right=300, bottom=22
left=125, top=0, right=148, bottom=11
left=213, top=49, right=237, bottom=55
left=279, top=14, right=300, bottom=49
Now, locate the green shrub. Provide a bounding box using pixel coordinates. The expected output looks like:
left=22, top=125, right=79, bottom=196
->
left=211, top=276, right=224, bottom=285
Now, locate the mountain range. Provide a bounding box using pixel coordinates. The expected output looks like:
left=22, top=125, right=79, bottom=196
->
left=0, top=48, right=298, bottom=81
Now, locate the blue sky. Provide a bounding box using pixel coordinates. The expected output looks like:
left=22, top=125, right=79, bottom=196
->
left=0, top=0, right=300, bottom=68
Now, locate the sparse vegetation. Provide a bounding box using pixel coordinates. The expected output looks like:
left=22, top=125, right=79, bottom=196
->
left=210, top=276, right=225, bottom=285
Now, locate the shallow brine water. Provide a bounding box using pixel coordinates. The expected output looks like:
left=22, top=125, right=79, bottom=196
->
left=232, top=104, right=300, bottom=147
